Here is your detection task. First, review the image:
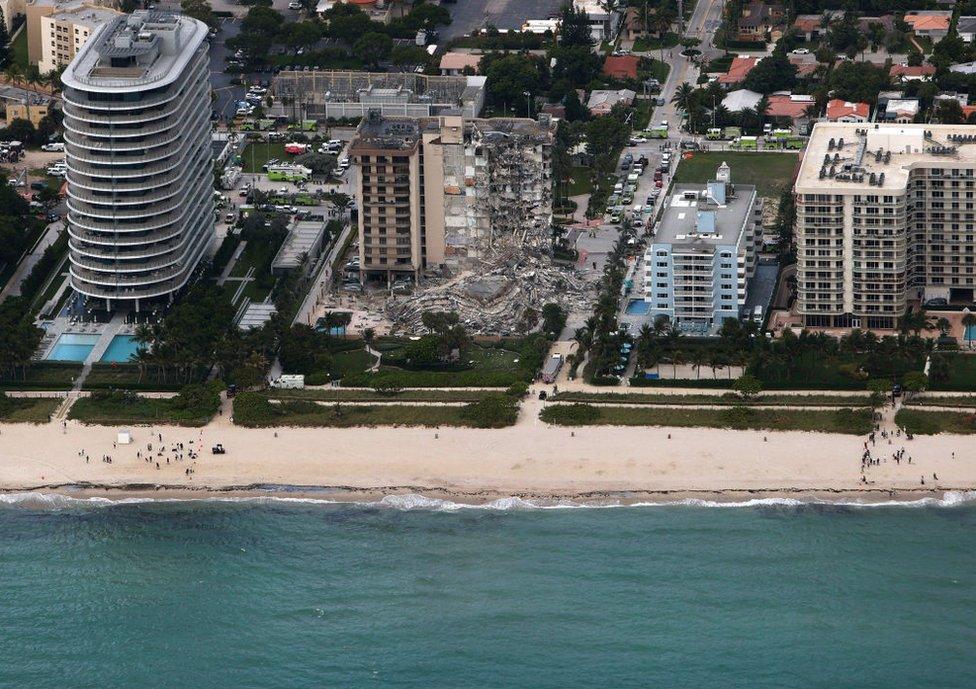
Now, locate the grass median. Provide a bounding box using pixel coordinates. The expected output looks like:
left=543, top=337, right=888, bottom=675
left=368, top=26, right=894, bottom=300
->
left=68, top=384, right=222, bottom=427
left=0, top=395, right=60, bottom=423
left=904, top=395, right=976, bottom=408
left=552, top=391, right=872, bottom=407
left=234, top=392, right=520, bottom=428
left=540, top=403, right=873, bottom=435
left=895, top=408, right=976, bottom=435
left=266, top=389, right=499, bottom=403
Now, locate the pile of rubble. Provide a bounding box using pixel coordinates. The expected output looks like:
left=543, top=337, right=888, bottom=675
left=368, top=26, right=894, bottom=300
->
left=385, top=255, right=593, bottom=336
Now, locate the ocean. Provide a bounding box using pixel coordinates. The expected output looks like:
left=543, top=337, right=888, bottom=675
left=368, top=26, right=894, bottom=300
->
left=1, top=493, right=975, bottom=688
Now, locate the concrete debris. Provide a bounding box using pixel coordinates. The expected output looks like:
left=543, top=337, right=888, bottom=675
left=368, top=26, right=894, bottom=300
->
left=385, top=254, right=594, bottom=336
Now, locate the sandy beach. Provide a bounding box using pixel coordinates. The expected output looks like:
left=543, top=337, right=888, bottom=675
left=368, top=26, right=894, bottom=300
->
left=1, top=394, right=974, bottom=504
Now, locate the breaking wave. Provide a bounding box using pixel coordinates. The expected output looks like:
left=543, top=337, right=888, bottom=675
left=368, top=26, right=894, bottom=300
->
left=2, top=490, right=976, bottom=511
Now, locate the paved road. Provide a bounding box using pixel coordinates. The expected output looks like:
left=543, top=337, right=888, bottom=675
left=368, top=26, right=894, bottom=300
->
left=0, top=222, right=62, bottom=301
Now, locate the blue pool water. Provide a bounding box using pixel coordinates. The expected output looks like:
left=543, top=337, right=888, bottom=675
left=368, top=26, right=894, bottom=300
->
left=99, top=334, right=141, bottom=363
left=966, top=324, right=976, bottom=341
left=625, top=299, right=650, bottom=315
left=46, top=333, right=99, bottom=362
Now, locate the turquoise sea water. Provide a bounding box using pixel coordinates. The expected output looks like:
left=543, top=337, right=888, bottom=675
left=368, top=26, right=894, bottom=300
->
left=2, top=494, right=975, bottom=688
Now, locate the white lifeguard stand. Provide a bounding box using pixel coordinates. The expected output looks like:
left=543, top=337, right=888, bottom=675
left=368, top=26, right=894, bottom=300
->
left=117, top=429, right=133, bottom=445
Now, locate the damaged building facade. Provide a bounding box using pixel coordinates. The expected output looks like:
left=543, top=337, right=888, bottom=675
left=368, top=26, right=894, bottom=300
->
left=349, top=110, right=587, bottom=335
left=350, top=110, right=555, bottom=283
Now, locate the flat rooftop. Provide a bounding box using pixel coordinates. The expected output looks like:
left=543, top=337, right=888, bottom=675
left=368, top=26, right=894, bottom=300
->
left=351, top=115, right=421, bottom=151
left=62, top=11, right=207, bottom=91
left=796, top=122, right=976, bottom=192
left=655, top=182, right=757, bottom=248
left=272, top=219, right=329, bottom=270
left=50, top=5, right=119, bottom=27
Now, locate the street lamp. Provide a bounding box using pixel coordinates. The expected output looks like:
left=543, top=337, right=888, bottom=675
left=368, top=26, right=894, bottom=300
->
left=522, top=90, right=532, bottom=117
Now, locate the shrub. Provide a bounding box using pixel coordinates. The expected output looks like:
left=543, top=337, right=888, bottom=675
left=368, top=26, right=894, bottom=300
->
left=233, top=392, right=282, bottom=427
left=720, top=405, right=758, bottom=429
left=305, top=371, right=331, bottom=386
left=505, top=381, right=529, bottom=398
left=540, top=403, right=601, bottom=426
left=459, top=394, right=519, bottom=428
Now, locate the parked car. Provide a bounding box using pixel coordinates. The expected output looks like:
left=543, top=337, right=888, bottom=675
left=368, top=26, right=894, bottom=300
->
left=41, top=142, right=64, bottom=152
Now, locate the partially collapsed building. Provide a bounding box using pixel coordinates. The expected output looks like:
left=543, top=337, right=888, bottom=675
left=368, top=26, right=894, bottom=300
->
left=350, top=110, right=554, bottom=282
left=349, top=110, right=586, bottom=335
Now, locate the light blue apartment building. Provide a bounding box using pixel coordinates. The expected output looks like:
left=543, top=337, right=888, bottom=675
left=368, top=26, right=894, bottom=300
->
left=643, top=163, right=762, bottom=333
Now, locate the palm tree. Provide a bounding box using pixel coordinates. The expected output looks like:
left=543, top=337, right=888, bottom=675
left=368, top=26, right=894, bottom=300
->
left=690, top=349, right=706, bottom=378
left=936, top=317, right=951, bottom=337
left=671, top=82, right=694, bottom=114
left=899, top=307, right=932, bottom=337
left=962, top=312, right=976, bottom=349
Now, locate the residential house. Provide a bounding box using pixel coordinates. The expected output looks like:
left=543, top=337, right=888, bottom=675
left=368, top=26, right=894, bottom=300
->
left=5, top=101, right=48, bottom=126
left=721, top=89, right=762, bottom=113
left=574, top=0, right=621, bottom=43
left=889, top=63, right=936, bottom=82
left=602, top=54, right=639, bottom=80
left=902, top=11, right=951, bottom=40
left=950, top=61, right=976, bottom=74
left=718, top=56, right=760, bottom=86
left=736, top=1, right=785, bottom=42
left=792, top=10, right=844, bottom=43
left=587, top=88, right=636, bottom=115
left=825, top=99, right=869, bottom=122
left=765, top=93, right=814, bottom=131
left=958, top=16, right=976, bottom=42
left=621, top=7, right=645, bottom=41
left=439, top=52, right=481, bottom=76
left=788, top=51, right=818, bottom=77
left=881, top=98, right=920, bottom=123
left=935, top=92, right=968, bottom=106
left=856, top=15, right=894, bottom=34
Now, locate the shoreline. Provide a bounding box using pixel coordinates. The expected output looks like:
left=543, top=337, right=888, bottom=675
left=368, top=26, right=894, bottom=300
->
left=2, top=483, right=975, bottom=508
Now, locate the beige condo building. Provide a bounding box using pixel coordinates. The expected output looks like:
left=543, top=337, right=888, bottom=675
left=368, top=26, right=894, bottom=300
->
left=24, top=0, right=119, bottom=72
left=349, top=110, right=554, bottom=283
left=794, top=122, right=976, bottom=330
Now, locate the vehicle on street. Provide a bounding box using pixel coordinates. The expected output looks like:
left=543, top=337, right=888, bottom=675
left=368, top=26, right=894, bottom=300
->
left=41, top=143, right=64, bottom=152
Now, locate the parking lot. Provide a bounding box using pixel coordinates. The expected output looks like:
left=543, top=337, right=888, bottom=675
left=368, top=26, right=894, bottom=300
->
left=440, top=0, right=566, bottom=39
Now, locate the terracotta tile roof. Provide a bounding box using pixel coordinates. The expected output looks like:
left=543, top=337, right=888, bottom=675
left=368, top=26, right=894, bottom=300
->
left=439, top=52, right=482, bottom=72
left=826, top=98, right=869, bottom=120
left=602, top=55, right=640, bottom=80
left=718, top=56, right=759, bottom=84
left=889, top=63, right=936, bottom=78
left=904, top=13, right=950, bottom=31
left=766, top=93, right=812, bottom=119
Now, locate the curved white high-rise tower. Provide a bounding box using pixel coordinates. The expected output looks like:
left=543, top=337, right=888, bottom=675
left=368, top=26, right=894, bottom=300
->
left=61, top=11, right=213, bottom=311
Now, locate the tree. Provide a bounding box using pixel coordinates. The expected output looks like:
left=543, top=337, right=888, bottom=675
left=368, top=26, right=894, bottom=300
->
left=742, top=50, right=797, bottom=94
left=391, top=45, right=428, bottom=69
left=734, top=373, right=762, bottom=399
left=963, top=312, right=976, bottom=348
left=902, top=370, right=928, bottom=396
left=829, top=61, right=888, bottom=105
left=558, top=2, right=594, bottom=48
left=934, top=99, right=965, bottom=124
left=354, top=32, right=392, bottom=69
left=936, top=317, right=951, bottom=336
left=181, top=0, right=216, bottom=27
left=0, top=19, right=10, bottom=69
left=482, top=54, right=543, bottom=115
left=671, top=81, right=694, bottom=113
left=541, top=303, right=567, bottom=337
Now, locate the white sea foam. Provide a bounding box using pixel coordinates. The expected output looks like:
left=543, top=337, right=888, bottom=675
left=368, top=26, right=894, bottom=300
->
left=1, top=490, right=975, bottom=511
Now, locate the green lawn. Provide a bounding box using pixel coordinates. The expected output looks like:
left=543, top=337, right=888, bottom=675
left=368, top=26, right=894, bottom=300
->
left=642, top=58, right=670, bottom=84
left=895, top=408, right=976, bottom=435
left=673, top=152, right=799, bottom=197
left=240, top=142, right=287, bottom=174
left=83, top=365, right=188, bottom=392
left=540, top=404, right=874, bottom=434
left=566, top=165, right=594, bottom=196
left=331, top=348, right=376, bottom=378
left=10, top=28, right=27, bottom=68
left=0, top=395, right=60, bottom=423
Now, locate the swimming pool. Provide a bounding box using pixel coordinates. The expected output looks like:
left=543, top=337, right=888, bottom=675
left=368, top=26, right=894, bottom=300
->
left=47, top=333, right=99, bottom=362
left=625, top=299, right=650, bottom=315
left=966, top=324, right=976, bottom=342
left=100, top=335, right=142, bottom=363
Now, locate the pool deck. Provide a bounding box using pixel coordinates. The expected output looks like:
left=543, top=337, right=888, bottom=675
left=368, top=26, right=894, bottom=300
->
left=39, top=311, right=134, bottom=364
left=85, top=313, right=129, bottom=364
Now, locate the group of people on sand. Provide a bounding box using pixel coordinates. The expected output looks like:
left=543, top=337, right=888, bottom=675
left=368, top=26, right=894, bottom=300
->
left=75, top=429, right=203, bottom=476
left=859, top=423, right=956, bottom=486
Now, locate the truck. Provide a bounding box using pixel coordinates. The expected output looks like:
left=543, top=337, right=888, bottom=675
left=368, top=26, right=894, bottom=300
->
left=266, top=163, right=312, bottom=182
left=648, top=123, right=668, bottom=139
left=730, top=136, right=758, bottom=150
left=541, top=354, right=563, bottom=383
left=271, top=374, right=305, bottom=389
left=706, top=128, right=723, bottom=140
